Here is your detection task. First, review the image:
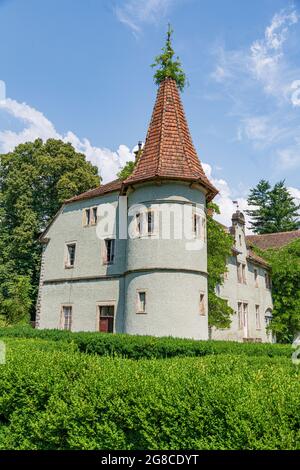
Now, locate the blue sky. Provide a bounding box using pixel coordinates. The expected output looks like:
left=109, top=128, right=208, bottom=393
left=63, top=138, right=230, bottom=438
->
left=0, top=0, right=299, bottom=227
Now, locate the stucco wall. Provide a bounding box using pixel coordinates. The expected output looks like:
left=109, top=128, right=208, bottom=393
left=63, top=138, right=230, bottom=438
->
left=212, top=220, right=273, bottom=343
left=124, top=271, right=208, bottom=339
left=39, top=278, right=124, bottom=332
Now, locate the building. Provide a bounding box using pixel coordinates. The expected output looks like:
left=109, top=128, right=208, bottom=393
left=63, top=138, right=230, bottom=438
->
left=37, top=76, right=298, bottom=342
left=37, top=77, right=218, bottom=340
left=211, top=211, right=273, bottom=343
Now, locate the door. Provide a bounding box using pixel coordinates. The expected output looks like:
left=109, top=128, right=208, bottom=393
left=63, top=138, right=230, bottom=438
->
left=99, top=305, right=114, bottom=333
left=243, top=303, right=248, bottom=338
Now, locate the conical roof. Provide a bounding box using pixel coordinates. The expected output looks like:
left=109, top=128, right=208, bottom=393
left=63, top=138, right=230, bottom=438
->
left=124, top=77, right=218, bottom=201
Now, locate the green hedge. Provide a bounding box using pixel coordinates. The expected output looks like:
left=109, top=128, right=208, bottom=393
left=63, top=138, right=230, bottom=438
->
left=0, top=338, right=299, bottom=450
left=0, top=325, right=292, bottom=359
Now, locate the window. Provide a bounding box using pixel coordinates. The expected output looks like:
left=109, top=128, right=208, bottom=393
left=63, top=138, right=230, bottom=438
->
left=136, top=212, right=143, bottom=236
left=147, top=210, right=154, bottom=235
left=238, top=302, right=248, bottom=330
left=255, top=305, right=261, bottom=329
left=92, top=207, right=98, bottom=225
left=199, top=293, right=206, bottom=316
left=84, top=208, right=91, bottom=226
left=137, top=291, right=146, bottom=313
left=193, top=213, right=201, bottom=238
left=265, top=272, right=271, bottom=289
left=238, top=302, right=243, bottom=329
left=237, top=263, right=242, bottom=283
left=254, top=268, right=258, bottom=287
left=239, top=234, right=242, bottom=246
left=99, top=305, right=114, bottom=333
left=62, top=306, right=72, bottom=331
left=242, top=264, right=247, bottom=284
left=104, top=239, right=115, bottom=264
left=65, top=243, right=76, bottom=268
left=265, top=309, right=273, bottom=327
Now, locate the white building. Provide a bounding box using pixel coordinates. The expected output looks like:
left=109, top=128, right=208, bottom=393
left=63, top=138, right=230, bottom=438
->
left=36, top=76, right=292, bottom=343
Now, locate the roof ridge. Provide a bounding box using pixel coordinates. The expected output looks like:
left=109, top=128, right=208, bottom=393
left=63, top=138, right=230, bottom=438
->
left=247, top=229, right=300, bottom=238
left=170, top=78, right=194, bottom=176
left=156, top=80, right=167, bottom=176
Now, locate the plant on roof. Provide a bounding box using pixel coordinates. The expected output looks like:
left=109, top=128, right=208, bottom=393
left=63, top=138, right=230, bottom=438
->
left=151, top=25, right=187, bottom=92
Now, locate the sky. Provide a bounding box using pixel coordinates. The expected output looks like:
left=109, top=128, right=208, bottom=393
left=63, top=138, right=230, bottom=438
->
left=0, top=0, right=300, bottom=229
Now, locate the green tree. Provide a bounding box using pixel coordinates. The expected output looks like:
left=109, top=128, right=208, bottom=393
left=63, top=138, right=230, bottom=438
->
left=151, top=25, right=187, bottom=92
left=247, top=179, right=299, bottom=234
left=117, top=161, right=136, bottom=181
left=0, top=138, right=100, bottom=323
left=207, top=203, right=235, bottom=329
left=259, top=239, right=300, bottom=343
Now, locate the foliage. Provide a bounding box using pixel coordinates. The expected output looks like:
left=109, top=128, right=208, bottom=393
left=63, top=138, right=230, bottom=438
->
left=0, top=138, right=100, bottom=321
left=0, top=338, right=298, bottom=450
left=0, top=275, right=32, bottom=326
left=259, top=239, right=300, bottom=343
left=117, top=160, right=136, bottom=181
left=247, top=179, right=300, bottom=234
left=0, top=326, right=292, bottom=359
left=151, top=25, right=187, bottom=92
left=207, top=203, right=235, bottom=328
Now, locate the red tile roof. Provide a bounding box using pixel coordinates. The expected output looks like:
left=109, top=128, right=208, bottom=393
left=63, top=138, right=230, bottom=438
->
left=65, top=179, right=122, bottom=204
left=246, top=230, right=300, bottom=250
left=123, top=78, right=218, bottom=202
left=247, top=249, right=270, bottom=268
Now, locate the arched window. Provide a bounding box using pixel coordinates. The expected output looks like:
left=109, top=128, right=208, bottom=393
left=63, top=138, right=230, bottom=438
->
left=264, top=308, right=273, bottom=327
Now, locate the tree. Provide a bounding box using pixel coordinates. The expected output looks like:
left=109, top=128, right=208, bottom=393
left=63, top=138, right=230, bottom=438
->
left=151, top=24, right=187, bottom=92
left=247, top=179, right=299, bottom=234
left=117, top=161, right=136, bottom=181
left=207, top=203, right=235, bottom=329
left=0, top=138, right=100, bottom=323
left=259, top=239, right=300, bottom=343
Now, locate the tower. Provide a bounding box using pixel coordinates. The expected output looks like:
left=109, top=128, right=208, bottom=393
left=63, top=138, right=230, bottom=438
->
left=121, top=77, right=218, bottom=339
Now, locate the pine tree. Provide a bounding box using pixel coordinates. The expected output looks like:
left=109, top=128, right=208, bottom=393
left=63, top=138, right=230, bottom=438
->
left=246, top=180, right=299, bottom=234
left=246, top=180, right=271, bottom=233
left=151, top=25, right=186, bottom=92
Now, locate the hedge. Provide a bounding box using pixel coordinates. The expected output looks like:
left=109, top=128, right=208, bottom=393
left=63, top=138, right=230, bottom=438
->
left=0, top=338, right=299, bottom=450
left=0, top=325, right=292, bottom=360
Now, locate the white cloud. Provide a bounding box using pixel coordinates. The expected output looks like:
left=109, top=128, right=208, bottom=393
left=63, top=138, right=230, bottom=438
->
left=288, top=186, right=300, bottom=208
left=249, top=8, right=299, bottom=100
left=212, top=7, right=300, bottom=105
left=238, top=115, right=295, bottom=148
left=115, top=0, right=173, bottom=34
left=203, top=162, right=251, bottom=233
left=277, top=138, right=300, bottom=169
left=0, top=98, right=135, bottom=183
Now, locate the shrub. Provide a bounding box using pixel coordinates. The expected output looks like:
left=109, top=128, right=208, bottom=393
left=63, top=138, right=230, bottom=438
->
left=0, top=339, right=299, bottom=450
left=0, top=325, right=292, bottom=360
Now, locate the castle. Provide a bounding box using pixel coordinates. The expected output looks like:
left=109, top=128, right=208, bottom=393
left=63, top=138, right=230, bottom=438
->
left=36, top=76, right=300, bottom=342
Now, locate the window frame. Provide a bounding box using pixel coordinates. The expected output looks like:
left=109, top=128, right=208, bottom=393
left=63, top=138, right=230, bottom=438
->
left=91, top=206, right=98, bottom=225
left=254, top=268, right=259, bottom=287
left=136, top=289, right=147, bottom=314
left=199, top=292, right=206, bottom=316
left=255, top=304, right=261, bottom=330
left=60, top=304, right=73, bottom=331
left=65, top=242, right=76, bottom=269
left=96, top=301, right=116, bottom=333
left=242, top=263, right=247, bottom=284
left=103, top=238, right=116, bottom=265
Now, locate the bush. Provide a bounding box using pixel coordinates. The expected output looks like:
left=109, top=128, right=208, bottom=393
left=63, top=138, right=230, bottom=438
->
left=0, top=338, right=299, bottom=450
left=0, top=325, right=292, bottom=360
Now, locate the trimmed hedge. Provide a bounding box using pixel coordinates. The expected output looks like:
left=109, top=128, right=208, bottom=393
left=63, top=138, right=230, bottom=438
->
left=0, top=338, right=299, bottom=450
left=0, top=325, right=292, bottom=360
